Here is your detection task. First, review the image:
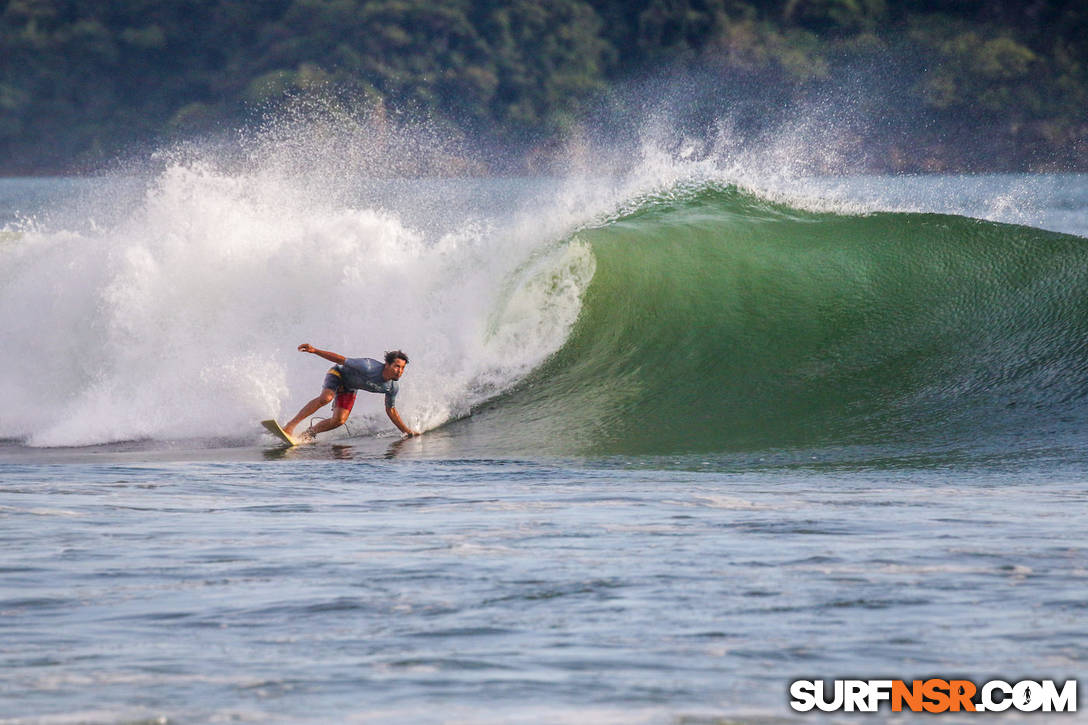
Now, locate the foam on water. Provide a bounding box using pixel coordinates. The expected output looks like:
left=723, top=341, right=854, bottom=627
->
left=2, top=104, right=1084, bottom=449
left=0, top=160, right=592, bottom=448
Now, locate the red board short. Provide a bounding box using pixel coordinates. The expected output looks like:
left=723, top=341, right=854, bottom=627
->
left=323, top=367, right=357, bottom=412
left=335, top=390, right=357, bottom=412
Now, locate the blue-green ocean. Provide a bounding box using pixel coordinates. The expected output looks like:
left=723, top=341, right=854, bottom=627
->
left=1, top=159, right=1086, bottom=723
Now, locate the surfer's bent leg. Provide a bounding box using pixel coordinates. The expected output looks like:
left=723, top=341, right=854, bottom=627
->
left=284, top=367, right=347, bottom=435
left=283, top=387, right=336, bottom=436
left=305, top=391, right=355, bottom=436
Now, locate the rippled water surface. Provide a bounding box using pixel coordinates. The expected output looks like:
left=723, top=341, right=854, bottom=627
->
left=2, top=453, right=1086, bottom=723
left=2, top=173, right=1087, bottom=722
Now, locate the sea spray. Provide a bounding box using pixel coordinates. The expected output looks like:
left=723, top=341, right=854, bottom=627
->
left=0, top=161, right=593, bottom=448
left=3, top=100, right=1085, bottom=451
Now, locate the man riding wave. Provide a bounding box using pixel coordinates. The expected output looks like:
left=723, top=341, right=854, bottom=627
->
left=281, top=343, right=420, bottom=441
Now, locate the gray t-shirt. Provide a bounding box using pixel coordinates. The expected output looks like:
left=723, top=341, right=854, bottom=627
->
left=337, top=357, right=398, bottom=408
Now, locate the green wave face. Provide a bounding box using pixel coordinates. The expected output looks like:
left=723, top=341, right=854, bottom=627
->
left=474, top=185, right=1088, bottom=456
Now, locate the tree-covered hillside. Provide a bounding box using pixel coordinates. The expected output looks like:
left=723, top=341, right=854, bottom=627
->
left=1, top=0, right=1085, bottom=173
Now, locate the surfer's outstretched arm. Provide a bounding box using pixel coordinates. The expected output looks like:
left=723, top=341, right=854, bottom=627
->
left=298, top=343, right=346, bottom=365
left=386, top=405, right=420, bottom=437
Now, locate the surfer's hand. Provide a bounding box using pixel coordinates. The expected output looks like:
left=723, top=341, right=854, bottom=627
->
left=298, top=343, right=315, bottom=354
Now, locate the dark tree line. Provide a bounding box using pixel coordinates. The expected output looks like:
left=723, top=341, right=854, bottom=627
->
left=1, top=0, right=1085, bottom=173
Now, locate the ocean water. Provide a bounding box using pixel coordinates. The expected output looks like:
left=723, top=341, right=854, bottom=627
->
left=1, top=152, right=1087, bottom=723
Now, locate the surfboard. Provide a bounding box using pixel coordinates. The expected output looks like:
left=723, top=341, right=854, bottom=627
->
left=261, top=419, right=298, bottom=447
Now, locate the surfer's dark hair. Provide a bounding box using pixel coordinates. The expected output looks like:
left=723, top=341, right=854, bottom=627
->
left=385, top=350, right=409, bottom=365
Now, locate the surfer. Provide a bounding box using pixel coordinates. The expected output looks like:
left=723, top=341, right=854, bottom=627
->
left=282, top=344, right=421, bottom=440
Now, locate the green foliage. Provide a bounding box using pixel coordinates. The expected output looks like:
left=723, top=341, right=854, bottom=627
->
left=0, top=0, right=1085, bottom=172
left=916, top=29, right=1039, bottom=113
left=782, top=0, right=886, bottom=35
left=705, top=17, right=828, bottom=82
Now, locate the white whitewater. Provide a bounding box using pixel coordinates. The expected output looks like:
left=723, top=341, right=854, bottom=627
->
left=0, top=160, right=594, bottom=447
